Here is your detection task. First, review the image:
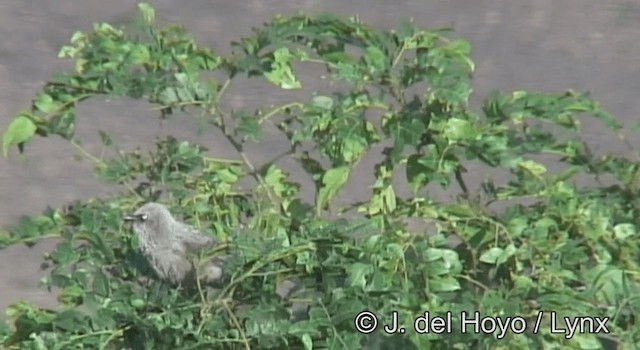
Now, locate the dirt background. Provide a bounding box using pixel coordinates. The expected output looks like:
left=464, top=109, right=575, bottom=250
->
left=1, top=0, right=640, bottom=320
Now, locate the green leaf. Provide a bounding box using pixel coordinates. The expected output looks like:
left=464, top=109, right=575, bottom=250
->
left=588, top=265, right=627, bottom=304
left=363, top=46, right=386, bottom=73
left=237, top=111, right=261, bottom=141
left=406, top=154, right=432, bottom=194
left=2, top=114, right=37, bottom=157
left=217, top=168, right=239, bottom=183
left=264, top=48, right=302, bottom=89
left=33, top=93, right=59, bottom=113
left=311, top=95, right=333, bottom=110
left=442, top=118, right=476, bottom=142
left=301, top=333, right=313, bottom=350
left=98, top=130, right=113, bottom=146
left=516, top=158, right=547, bottom=177
left=570, top=334, right=603, bottom=350
left=429, top=276, right=461, bottom=292
left=59, top=285, right=85, bottom=305
left=480, top=247, right=506, bottom=265
left=346, top=262, right=373, bottom=288
left=613, top=223, right=636, bottom=240
left=316, top=166, right=350, bottom=213
left=130, top=298, right=145, bottom=308
left=442, top=204, right=475, bottom=218
left=92, top=269, right=110, bottom=296
left=54, top=309, right=89, bottom=332
left=138, top=2, right=155, bottom=25
left=381, top=185, right=396, bottom=212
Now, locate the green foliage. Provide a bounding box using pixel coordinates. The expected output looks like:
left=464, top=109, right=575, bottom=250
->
left=2, top=3, right=639, bottom=349
left=2, top=113, right=37, bottom=156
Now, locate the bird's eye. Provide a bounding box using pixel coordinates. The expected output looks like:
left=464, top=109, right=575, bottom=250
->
left=139, top=214, right=148, bottom=221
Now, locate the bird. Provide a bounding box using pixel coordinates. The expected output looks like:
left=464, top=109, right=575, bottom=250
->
left=122, top=202, right=222, bottom=286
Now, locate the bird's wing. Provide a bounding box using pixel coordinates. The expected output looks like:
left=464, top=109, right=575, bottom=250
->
left=175, top=222, right=217, bottom=251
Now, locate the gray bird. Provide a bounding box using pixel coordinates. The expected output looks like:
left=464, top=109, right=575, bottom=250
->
left=123, top=202, right=222, bottom=286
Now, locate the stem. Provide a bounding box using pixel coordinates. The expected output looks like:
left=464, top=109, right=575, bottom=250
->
left=392, top=46, right=406, bottom=68
left=222, top=300, right=251, bottom=350
left=215, top=78, right=232, bottom=107
left=53, top=328, right=125, bottom=350
left=150, top=100, right=206, bottom=111
left=257, top=102, right=304, bottom=125
left=99, top=327, right=128, bottom=350
left=70, top=139, right=105, bottom=166
left=300, top=57, right=339, bottom=70
left=458, top=275, right=489, bottom=292
left=455, top=167, right=469, bottom=195
left=223, top=125, right=274, bottom=203
left=318, top=299, right=348, bottom=349
left=202, top=156, right=243, bottom=164
left=70, top=139, right=143, bottom=200
left=207, top=76, right=276, bottom=203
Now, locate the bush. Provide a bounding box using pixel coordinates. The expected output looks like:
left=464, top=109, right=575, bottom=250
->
left=1, top=3, right=638, bottom=349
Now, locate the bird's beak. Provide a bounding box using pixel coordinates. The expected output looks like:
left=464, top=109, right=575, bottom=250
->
left=123, top=214, right=137, bottom=222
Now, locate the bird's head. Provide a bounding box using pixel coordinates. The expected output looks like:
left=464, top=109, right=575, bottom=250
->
left=123, top=202, right=174, bottom=242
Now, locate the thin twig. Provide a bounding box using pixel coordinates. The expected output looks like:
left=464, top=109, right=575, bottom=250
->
left=69, top=140, right=144, bottom=200
left=222, top=299, right=251, bottom=350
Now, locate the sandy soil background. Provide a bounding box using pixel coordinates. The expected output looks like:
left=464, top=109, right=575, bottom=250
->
left=1, top=0, right=640, bottom=321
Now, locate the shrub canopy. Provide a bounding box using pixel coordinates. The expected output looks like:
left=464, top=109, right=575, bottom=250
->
left=1, top=3, right=638, bottom=349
